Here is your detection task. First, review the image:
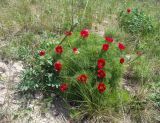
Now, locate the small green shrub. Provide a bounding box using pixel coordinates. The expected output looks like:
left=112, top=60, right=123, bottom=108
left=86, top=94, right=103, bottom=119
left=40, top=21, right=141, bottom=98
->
left=139, top=23, right=160, bottom=58
left=19, top=29, right=130, bottom=118
left=149, top=82, right=160, bottom=108
left=118, top=8, right=153, bottom=35
left=129, top=88, right=159, bottom=123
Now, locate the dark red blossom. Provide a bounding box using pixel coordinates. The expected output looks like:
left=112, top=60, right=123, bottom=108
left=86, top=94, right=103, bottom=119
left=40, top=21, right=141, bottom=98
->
left=97, top=58, right=106, bottom=69
left=39, top=50, right=45, bottom=56
left=50, top=86, right=54, bottom=90
left=118, top=43, right=126, bottom=50
left=60, top=83, right=68, bottom=92
left=105, top=37, right=113, bottom=43
left=97, top=82, right=106, bottom=94
left=120, top=58, right=125, bottom=64
left=77, top=74, right=88, bottom=83
left=97, top=69, right=106, bottom=79
left=65, top=31, right=72, bottom=36
left=54, top=61, right=62, bottom=72
left=102, top=44, right=109, bottom=51
left=127, top=8, right=131, bottom=13
left=80, top=29, right=89, bottom=38
left=73, top=48, right=78, bottom=54
left=55, top=45, right=63, bottom=54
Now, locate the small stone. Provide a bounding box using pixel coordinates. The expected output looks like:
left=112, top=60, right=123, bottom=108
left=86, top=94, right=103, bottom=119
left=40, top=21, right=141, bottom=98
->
left=28, top=104, right=34, bottom=109
left=34, top=92, right=44, bottom=99
left=103, top=20, right=109, bottom=24
left=12, top=100, right=20, bottom=104
left=126, top=55, right=131, bottom=60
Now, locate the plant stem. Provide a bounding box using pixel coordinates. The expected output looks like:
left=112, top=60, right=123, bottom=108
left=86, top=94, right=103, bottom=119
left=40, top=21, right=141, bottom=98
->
left=59, top=23, right=78, bottom=45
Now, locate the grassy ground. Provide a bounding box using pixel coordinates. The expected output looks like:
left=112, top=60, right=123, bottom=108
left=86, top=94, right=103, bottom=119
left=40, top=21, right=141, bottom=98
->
left=0, top=0, right=160, bottom=122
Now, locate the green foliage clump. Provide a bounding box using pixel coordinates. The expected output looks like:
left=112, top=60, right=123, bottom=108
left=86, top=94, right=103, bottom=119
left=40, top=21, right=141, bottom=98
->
left=118, top=8, right=153, bottom=35
left=129, top=88, right=158, bottom=123
left=19, top=30, right=130, bottom=118
left=130, top=56, right=152, bottom=83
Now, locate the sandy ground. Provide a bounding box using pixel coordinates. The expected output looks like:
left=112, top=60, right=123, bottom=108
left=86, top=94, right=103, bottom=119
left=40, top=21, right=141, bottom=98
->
left=0, top=59, right=71, bottom=123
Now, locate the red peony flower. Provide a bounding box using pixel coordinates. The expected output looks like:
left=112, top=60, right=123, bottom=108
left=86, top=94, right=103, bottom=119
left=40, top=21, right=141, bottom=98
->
left=55, top=45, right=63, bottom=54
left=54, top=61, right=62, bottom=72
left=97, top=58, right=106, bottom=69
left=39, top=50, right=45, bottom=56
left=118, top=43, right=126, bottom=50
left=127, top=8, right=131, bottom=13
left=97, top=69, right=106, bottom=79
left=105, top=37, right=113, bottom=43
left=77, top=74, right=88, bottom=83
left=80, top=29, right=89, bottom=38
left=120, top=58, right=125, bottom=64
left=102, top=44, right=109, bottom=51
left=65, top=31, right=72, bottom=36
left=73, top=48, right=79, bottom=54
left=60, top=83, right=68, bottom=92
left=97, top=82, right=106, bottom=94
